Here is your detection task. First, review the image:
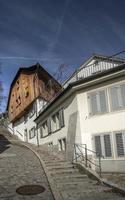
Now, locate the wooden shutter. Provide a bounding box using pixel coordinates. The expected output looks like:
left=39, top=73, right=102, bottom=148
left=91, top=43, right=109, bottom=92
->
left=94, top=136, right=102, bottom=157
left=116, top=133, right=124, bottom=156
left=99, top=90, right=107, bottom=113
left=59, top=109, right=65, bottom=128
left=47, top=118, right=51, bottom=134
left=104, top=134, right=112, bottom=157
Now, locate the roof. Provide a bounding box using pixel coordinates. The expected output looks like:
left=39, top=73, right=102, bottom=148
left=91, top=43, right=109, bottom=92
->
left=6, top=63, right=62, bottom=110
left=35, top=63, right=125, bottom=123
left=63, top=53, right=125, bottom=86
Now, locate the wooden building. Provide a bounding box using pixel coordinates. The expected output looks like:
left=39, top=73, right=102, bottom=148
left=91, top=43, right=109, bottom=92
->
left=7, top=63, right=62, bottom=122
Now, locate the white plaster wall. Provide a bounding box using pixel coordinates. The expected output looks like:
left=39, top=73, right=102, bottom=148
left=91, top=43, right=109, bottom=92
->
left=76, top=79, right=125, bottom=172
left=77, top=79, right=125, bottom=148
left=37, top=94, right=81, bottom=147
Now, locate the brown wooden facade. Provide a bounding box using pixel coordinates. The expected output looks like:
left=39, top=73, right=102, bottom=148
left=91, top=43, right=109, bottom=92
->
left=7, top=64, right=62, bottom=122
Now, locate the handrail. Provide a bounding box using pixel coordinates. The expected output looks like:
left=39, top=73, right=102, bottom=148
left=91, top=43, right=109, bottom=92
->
left=73, top=143, right=102, bottom=177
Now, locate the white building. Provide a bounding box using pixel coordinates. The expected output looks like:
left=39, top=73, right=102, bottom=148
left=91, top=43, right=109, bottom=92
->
left=35, top=54, right=125, bottom=173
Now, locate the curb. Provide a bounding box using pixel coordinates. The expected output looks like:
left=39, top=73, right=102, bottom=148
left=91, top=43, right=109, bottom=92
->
left=11, top=140, right=63, bottom=200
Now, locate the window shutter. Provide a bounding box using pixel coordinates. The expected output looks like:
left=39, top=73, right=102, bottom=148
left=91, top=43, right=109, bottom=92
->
left=116, top=133, right=124, bottom=156
left=99, top=90, right=107, bottom=113
left=94, top=136, right=102, bottom=157
left=59, top=109, right=65, bottom=128
left=121, top=84, right=125, bottom=107
left=90, top=93, right=98, bottom=115
left=104, top=134, right=112, bottom=157
left=47, top=118, right=51, bottom=134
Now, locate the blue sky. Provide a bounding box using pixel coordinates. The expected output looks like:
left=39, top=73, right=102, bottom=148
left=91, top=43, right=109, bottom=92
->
left=0, top=0, right=125, bottom=111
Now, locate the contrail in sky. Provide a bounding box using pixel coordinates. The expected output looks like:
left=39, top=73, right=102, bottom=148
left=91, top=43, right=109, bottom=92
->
left=0, top=56, right=43, bottom=60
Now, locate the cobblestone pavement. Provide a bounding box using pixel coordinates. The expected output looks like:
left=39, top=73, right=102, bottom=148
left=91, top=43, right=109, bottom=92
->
left=0, top=131, right=54, bottom=200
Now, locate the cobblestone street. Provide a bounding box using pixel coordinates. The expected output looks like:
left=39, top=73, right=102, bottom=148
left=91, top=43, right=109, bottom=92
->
left=0, top=132, right=54, bottom=200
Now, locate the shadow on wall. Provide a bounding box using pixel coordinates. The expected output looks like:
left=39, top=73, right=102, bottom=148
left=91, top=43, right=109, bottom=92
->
left=0, top=134, right=11, bottom=154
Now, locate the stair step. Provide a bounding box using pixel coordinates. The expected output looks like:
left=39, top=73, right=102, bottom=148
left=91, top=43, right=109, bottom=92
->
left=44, top=160, right=66, bottom=164
left=45, top=161, right=71, bottom=167
left=54, top=174, right=87, bottom=179
left=50, top=168, right=79, bottom=175
left=46, top=165, right=74, bottom=170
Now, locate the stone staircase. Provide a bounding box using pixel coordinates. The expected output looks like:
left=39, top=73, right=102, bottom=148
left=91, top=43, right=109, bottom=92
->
left=1, top=128, right=124, bottom=199
left=37, top=146, right=124, bottom=200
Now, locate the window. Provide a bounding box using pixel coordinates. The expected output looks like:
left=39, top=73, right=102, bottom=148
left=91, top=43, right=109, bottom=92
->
left=39, top=126, right=43, bottom=138
left=94, top=133, right=112, bottom=158
left=58, top=139, right=62, bottom=151
left=41, top=121, right=48, bottom=137
left=58, top=138, right=66, bottom=151
left=110, top=84, right=125, bottom=111
left=24, top=113, right=28, bottom=123
left=51, top=109, right=65, bottom=132
left=48, top=142, right=53, bottom=147
left=51, top=112, right=60, bottom=132
left=29, top=127, right=36, bottom=139
left=29, top=105, right=35, bottom=118
left=47, top=118, right=51, bottom=134
left=115, top=132, right=125, bottom=157
left=88, top=89, right=108, bottom=116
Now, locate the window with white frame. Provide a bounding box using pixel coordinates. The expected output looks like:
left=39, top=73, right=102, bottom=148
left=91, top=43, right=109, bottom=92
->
left=29, top=127, right=36, bottom=139
left=41, top=121, right=48, bottom=137
left=94, top=133, right=112, bottom=158
left=88, top=89, right=108, bottom=116
left=115, top=131, right=125, bottom=157
left=51, top=112, right=60, bottom=132
left=58, top=138, right=66, bottom=151
left=110, top=83, right=125, bottom=111
left=51, top=109, right=65, bottom=132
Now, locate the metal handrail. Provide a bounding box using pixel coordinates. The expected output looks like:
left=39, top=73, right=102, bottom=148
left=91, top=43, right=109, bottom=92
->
left=73, top=143, right=102, bottom=177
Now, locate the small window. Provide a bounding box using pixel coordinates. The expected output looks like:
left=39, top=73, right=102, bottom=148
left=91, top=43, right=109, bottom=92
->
left=51, top=109, right=65, bottom=132
left=51, top=112, right=60, bottom=132
left=41, top=121, right=48, bottom=137
left=58, top=138, right=66, bottom=151
left=58, top=139, right=62, bottom=151
left=29, top=127, right=36, bottom=139
left=62, top=138, right=66, bottom=151
left=48, top=142, right=53, bottom=147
